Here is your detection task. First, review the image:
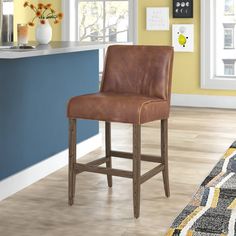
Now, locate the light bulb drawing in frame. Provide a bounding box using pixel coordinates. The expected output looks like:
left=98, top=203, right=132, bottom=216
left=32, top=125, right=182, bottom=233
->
left=172, top=24, right=194, bottom=52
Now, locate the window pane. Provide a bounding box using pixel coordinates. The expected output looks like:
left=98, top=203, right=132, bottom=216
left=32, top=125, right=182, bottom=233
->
left=224, top=28, right=234, bottom=48
left=105, top=1, right=129, bottom=42
left=78, top=1, right=129, bottom=43
left=225, top=0, right=234, bottom=15
left=224, top=63, right=235, bottom=75
left=78, top=2, right=104, bottom=42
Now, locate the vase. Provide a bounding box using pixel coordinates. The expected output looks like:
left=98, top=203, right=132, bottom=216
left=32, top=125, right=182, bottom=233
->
left=35, top=20, right=52, bottom=44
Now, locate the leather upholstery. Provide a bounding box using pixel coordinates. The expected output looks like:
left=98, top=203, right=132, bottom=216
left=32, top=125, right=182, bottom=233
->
left=68, top=92, right=169, bottom=124
left=67, top=45, right=174, bottom=124
left=101, top=45, right=173, bottom=100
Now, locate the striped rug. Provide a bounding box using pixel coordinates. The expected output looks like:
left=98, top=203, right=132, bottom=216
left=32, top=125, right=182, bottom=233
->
left=166, top=141, right=236, bottom=236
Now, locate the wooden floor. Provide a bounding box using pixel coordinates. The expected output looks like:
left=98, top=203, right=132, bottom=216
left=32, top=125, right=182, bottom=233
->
left=0, top=107, right=236, bottom=236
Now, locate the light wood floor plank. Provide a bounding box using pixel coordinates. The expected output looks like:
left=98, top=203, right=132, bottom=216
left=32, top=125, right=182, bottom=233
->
left=0, top=107, right=235, bottom=236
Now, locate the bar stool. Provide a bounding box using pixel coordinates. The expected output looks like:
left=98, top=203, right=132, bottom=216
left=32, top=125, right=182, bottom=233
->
left=67, top=45, right=174, bottom=218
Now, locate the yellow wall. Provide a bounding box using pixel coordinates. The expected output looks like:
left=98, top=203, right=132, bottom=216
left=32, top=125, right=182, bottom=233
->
left=13, top=0, right=236, bottom=96
left=14, top=0, right=61, bottom=41
left=138, top=0, right=236, bottom=96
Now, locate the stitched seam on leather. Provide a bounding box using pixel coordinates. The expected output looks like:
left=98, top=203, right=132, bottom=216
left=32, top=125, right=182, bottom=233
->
left=138, top=100, right=166, bottom=124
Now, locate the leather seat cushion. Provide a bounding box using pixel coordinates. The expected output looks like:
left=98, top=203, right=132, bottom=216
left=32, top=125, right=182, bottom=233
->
left=67, top=92, right=169, bottom=124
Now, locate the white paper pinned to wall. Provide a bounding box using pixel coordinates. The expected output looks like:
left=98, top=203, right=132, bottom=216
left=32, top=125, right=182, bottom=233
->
left=146, top=7, right=169, bottom=31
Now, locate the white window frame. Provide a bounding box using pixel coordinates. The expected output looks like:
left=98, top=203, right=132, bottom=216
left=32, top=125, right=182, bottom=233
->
left=61, top=0, right=138, bottom=44
left=201, top=0, right=236, bottom=90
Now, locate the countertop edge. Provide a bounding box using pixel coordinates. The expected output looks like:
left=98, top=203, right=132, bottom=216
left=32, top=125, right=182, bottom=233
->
left=0, top=43, right=114, bottom=59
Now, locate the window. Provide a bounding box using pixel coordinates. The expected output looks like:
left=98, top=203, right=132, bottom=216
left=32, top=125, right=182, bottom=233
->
left=224, top=60, right=235, bottom=75
left=62, top=0, right=136, bottom=43
left=78, top=1, right=129, bottom=43
left=224, top=25, right=234, bottom=49
left=201, top=0, right=236, bottom=90
left=225, top=0, right=234, bottom=15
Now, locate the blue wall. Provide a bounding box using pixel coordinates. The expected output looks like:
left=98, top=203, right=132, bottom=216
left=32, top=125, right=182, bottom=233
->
left=0, top=50, right=99, bottom=180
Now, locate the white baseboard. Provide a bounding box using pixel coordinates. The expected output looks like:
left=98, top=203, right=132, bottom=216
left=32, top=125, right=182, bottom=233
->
left=0, top=134, right=102, bottom=201
left=171, top=93, right=236, bottom=109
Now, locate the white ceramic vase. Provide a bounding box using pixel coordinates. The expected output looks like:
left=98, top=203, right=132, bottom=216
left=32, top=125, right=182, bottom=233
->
left=35, top=20, right=52, bottom=44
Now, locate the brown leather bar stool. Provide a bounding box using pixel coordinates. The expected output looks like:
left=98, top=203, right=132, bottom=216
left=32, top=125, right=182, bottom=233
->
left=67, top=45, right=174, bottom=218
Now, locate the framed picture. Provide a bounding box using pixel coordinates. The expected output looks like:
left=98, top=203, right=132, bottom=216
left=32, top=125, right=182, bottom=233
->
left=173, top=0, right=193, bottom=18
left=172, top=24, right=194, bottom=52
left=146, top=7, right=169, bottom=31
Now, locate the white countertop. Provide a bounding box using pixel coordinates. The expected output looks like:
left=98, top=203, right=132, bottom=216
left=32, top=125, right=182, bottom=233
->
left=0, top=41, right=111, bottom=59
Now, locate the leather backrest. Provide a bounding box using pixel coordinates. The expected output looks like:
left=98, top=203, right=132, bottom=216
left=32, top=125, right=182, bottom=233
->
left=100, top=45, right=174, bottom=100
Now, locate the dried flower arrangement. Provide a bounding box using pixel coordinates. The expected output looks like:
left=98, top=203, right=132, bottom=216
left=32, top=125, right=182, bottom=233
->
left=23, top=2, right=63, bottom=26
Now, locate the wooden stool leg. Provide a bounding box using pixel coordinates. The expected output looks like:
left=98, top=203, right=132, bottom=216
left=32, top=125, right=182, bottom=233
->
left=69, top=118, right=77, bottom=205
left=133, top=124, right=141, bottom=218
left=105, top=122, right=112, bottom=187
left=161, top=119, right=170, bottom=197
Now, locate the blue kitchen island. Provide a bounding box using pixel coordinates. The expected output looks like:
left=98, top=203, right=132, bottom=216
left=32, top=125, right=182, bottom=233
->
left=0, top=42, right=106, bottom=199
